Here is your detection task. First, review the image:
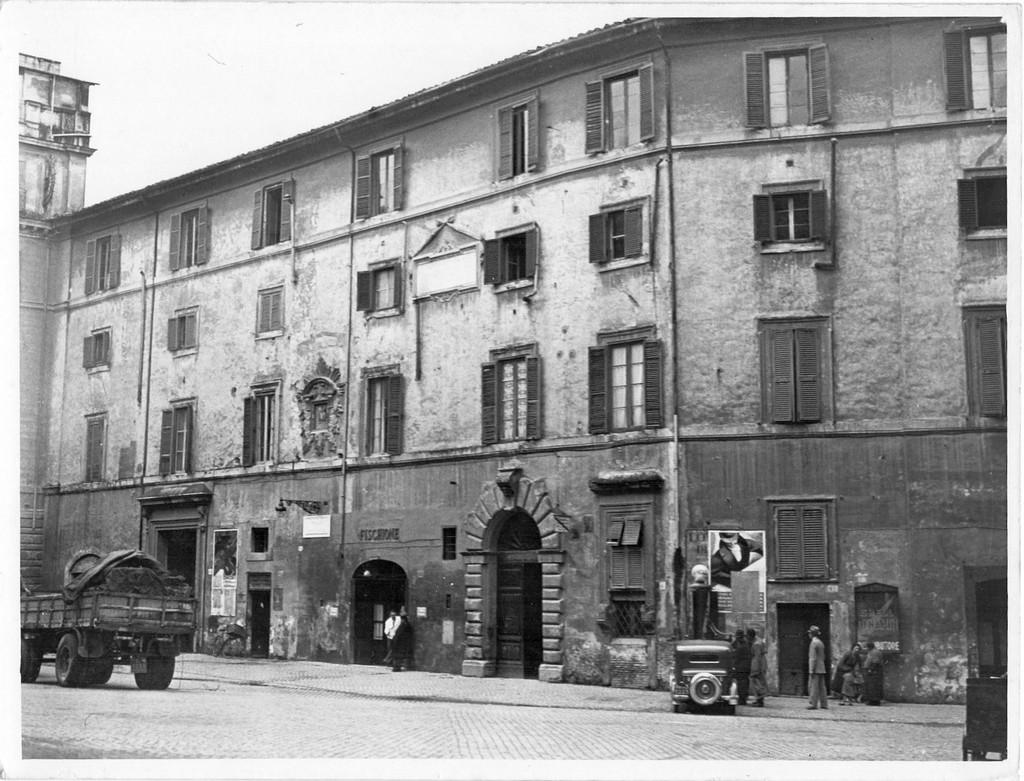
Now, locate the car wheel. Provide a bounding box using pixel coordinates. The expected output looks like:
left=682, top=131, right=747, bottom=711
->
left=688, top=672, right=722, bottom=707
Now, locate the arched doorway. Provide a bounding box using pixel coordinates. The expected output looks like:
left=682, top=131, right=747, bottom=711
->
left=352, top=560, right=406, bottom=665
left=494, top=510, right=543, bottom=678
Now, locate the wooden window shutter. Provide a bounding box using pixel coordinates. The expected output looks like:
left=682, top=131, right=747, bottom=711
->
left=526, top=97, right=539, bottom=171
left=809, top=190, right=828, bottom=241
left=241, top=396, right=255, bottom=466
left=621, top=518, right=642, bottom=547
left=958, top=179, right=978, bottom=230
left=808, top=45, right=831, bottom=124
left=195, top=206, right=209, bottom=265
left=169, top=213, right=182, bottom=271
left=584, top=80, right=604, bottom=153
left=643, top=340, right=663, bottom=427
left=626, top=546, right=644, bottom=589
left=167, top=317, right=179, bottom=351
left=84, top=239, right=97, bottom=294
left=392, top=146, right=404, bottom=212
left=801, top=506, right=828, bottom=577
left=82, top=335, right=93, bottom=368
left=525, top=355, right=541, bottom=440
left=589, top=213, right=607, bottom=263
left=279, top=180, right=293, bottom=243
left=483, top=239, right=502, bottom=285
left=638, top=63, right=655, bottom=141
left=769, top=327, right=795, bottom=422
left=270, top=289, right=282, bottom=330
left=943, top=30, right=969, bottom=110
left=481, top=362, right=498, bottom=445
left=385, top=374, right=404, bottom=455
left=609, top=547, right=627, bottom=589
left=524, top=228, right=538, bottom=278
left=97, top=332, right=109, bottom=366
left=181, top=405, right=193, bottom=472
left=795, top=327, right=821, bottom=422
left=183, top=313, right=197, bottom=348
left=753, top=194, right=772, bottom=241
left=355, top=156, right=371, bottom=219
left=774, top=506, right=801, bottom=577
left=158, top=409, right=173, bottom=475
left=978, top=315, right=1006, bottom=416
left=588, top=346, right=609, bottom=434
left=392, top=264, right=404, bottom=310
left=624, top=206, right=643, bottom=257
left=744, top=52, right=767, bottom=128
left=107, top=235, right=122, bottom=288
left=356, top=270, right=372, bottom=312
left=606, top=519, right=624, bottom=543
left=498, top=106, right=513, bottom=180
left=251, top=190, right=264, bottom=249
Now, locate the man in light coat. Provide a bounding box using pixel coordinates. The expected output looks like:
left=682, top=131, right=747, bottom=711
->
left=807, top=625, right=828, bottom=709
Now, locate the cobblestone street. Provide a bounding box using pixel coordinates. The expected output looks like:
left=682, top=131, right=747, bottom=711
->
left=13, top=654, right=983, bottom=777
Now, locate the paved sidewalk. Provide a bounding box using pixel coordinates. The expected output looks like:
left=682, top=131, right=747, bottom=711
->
left=173, top=654, right=965, bottom=726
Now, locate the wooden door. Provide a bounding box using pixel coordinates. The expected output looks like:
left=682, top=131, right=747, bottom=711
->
left=776, top=603, right=830, bottom=695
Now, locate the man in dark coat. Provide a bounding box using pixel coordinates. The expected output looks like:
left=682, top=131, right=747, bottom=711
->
left=391, top=607, right=413, bottom=672
left=731, top=629, right=752, bottom=705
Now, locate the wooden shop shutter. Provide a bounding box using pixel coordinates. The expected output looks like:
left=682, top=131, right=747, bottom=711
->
left=943, top=30, right=969, bottom=110
left=643, top=340, right=663, bottom=427
left=809, top=190, right=828, bottom=241
left=241, top=396, right=255, bottom=467
left=584, top=80, right=604, bottom=153
left=794, top=327, right=821, bottom=422
left=638, top=63, right=654, bottom=141
left=808, top=45, right=831, bottom=124
left=356, top=270, right=372, bottom=311
left=483, top=239, right=502, bottom=285
left=481, top=362, right=497, bottom=445
left=385, top=374, right=404, bottom=455
left=525, top=355, right=541, bottom=439
left=158, top=409, right=173, bottom=475
left=978, top=314, right=1006, bottom=417
left=84, top=239, right=97, bottom=294
left=279, top=180, right=293, bottom=243
left=498, top=106, right=513, bottom=180
left=744, top=52, right=767, bottom=128
left=624, top=206, right=643, bottom=257
left=169, top=213, right=181, bottom=271
left=958, top=179, right=978, bottom=230
left=753, top=194, right=772, bottom=242
left=588, top=345, right=608, bottom=434
left=769, top=327, right=795, bottom=423
left=251, top=190, right=264, bottom=249
left=589, top=213, right=606, bottom=263
left=801, top=506, right=828, bottom=578
left=355, top=155, right=371, bottom=219
left=195, top=206, right=209, bottom=265
left=774, top=506, right=801, bottom=577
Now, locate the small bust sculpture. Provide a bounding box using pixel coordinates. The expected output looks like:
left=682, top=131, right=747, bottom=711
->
left=691, top=563, right=710, bottom=585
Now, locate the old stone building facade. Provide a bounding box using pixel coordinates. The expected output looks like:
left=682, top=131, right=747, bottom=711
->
left=20, top=17, right=1008, bottom=701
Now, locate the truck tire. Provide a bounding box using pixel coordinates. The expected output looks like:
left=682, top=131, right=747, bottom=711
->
left=134, top=656, right=175, bottom=690
left=55, top=633, right=87, bottom=687
left=20, top=639, right=42, bottom=683
left=86, top=655, right=115, bottom=685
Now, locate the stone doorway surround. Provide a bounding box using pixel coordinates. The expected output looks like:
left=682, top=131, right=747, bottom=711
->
left=461, top=463, right=565, bottom=682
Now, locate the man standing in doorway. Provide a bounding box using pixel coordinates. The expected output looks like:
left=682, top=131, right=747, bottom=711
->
left=747, top=627, right=767, bottom=707
left=382, top=609, right=399, bottom=665
left=807, top=625, right=828, bottom=709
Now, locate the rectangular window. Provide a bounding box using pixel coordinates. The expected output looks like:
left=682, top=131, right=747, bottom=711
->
left=243, top=387, right=277, bottom=465
left=589, top=204, right=643, bottom=263
left=498, top=97, right=539, bottom=179
left=945, top=27, right=1007, bottom=110
left=760, top=319, right=829, bottom=424
left=167, top=309, right=198, bottom=351
left=159, top=403, right=194, bottom=475
left=356, top=263, right=403, bottom=313
left=442, top=527, right=457, bottom=560
left=604, top=506, right=648, bottom=637
left=744, top=46, right=830, bottom=128
left=481, top=352, right=541, bottom=444
left=958, top=171, right=1007, bottom=231
left=964, top=306, right=1007, bottom=418
left=753, top=190, right=828, bottom=244
left=356, top=146, right=404, bottom=219
left=365, top=373, right=404, bottom=456
left=257, top=286, right=284, bottom=335
left=252, top=527, right=269, bottom=554
left=589, top=337, right=662, bottom=434
left=85, top=414, right=106, bottom=482
left=169, top=206, right=209, bottom=269
left=82, top=329, right=111, bottom=369
left=585, top=65, right=654, bottom=153
left=483, top=227, right=538, bottom=286
left=250, top=181, right=293, bottom=250
left=771, top=502, right=833, bottom=580
left=84, top=234, right=121, bottom=294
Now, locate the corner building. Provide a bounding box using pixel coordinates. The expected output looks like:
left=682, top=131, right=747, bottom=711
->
left=23, top=17, right=1008, bottom=701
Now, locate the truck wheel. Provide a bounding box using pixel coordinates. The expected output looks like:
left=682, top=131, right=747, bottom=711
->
left=86, top=655, right=115, bottom=685
left=135, top=656, right=175, bottom=690
left=20, top=640, right=42, bottom=683
left=55, top=633, right=86, bottom=687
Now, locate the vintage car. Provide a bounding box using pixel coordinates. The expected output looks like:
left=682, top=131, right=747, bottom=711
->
left=669, top=639, right=739, bottom=714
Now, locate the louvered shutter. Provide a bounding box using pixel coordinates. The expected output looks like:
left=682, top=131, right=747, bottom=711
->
left=606, top=520, right=625, bottom=543
left=385, top=374, right=404, bottom=455
left=585, top=80, right=604, bottom=153
left=625, top=546, right=644, bottom=589
left=167, top=317, right=179, bottom=351
left=498, top=106, right=513, bottom=180
left=356, top=271, right=372, bottom=311
left=638, top=63, right=654, bottom=141
left=180, top=405, right=194, bottom=472
left=355, top=156, right=371, bottom=219
left=270, top=290, right=282, bottom=330
left=392, top=146, right=404, bottom=212
left=526, top=97, right=539, bottom=171
left=624, top=206, right=643, bottom=257
left=589, top=213, right=606, bottom=263
left=279, top=180, right=293, bottom=242
left=943, top=30, right=969, bottom=110
left=588, top=346, right=609, bottom=434
left=392, top=264, right=404, bottom=310
left=241, top=396, right=255, bottom=466
left=196, top=206, right=209, bottom=265
left=525, top=355, right=541, bottom=439
left=251, top=190, right=264, bottom=249
left=524, top=228, right=538, bottom=278
left=809, top=190, right=828, bottom=241
left=978, top=315, right=1006, bottom=416
left=481, top=362, right=497, bottom=444
left=958, top=179, right=978, bottom=230
left=801, top=506, right=828, bottom=577
left=753, top=194, right=772, bottom=241
left=97, top=332, right=109, bottom=366
left=643, top=340, right=663, bottom=428
left=158, top=409, right=173, bottom=475
left=169, top=213, right=181, bottom=271
left=82, top=335, right=93, bottom=368
left=744, top=52, right=767, bottom=128
left=621, top=518, right=642, bottom=546
left=769, top=327, right=795, bottom=422
left=774, top=506, right=801, bottom=577
left=184, top=313, right=197, bottom=348
left=257, top=294, right=271, bottom=333
left=483, top=239, right=502, bottom=285
left=795, top=328, right=821, bottom=422
left=609, top=547, right=627, bottom=589
left=107, top=235, right=121, bottom=288
left=808, top=45, right=831, bottom=124
left=84, top=240, right=96, bottom=294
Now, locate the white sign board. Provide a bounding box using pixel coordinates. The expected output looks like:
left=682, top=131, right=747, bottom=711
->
left=414, top=248, right=477, bottom=298
left=302, top=514, right=331, bottom=538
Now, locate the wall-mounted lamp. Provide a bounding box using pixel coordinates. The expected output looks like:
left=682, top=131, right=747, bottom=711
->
left=275, top=497, right=325, bottom=514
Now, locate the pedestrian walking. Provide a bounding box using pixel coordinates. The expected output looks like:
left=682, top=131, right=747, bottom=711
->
left=862, top=641, right=884, bottom=705
left=382, top=609, right=399, bottom=665
left=806, top=625, right=828, bottom=709
left=747, top=627, right=767, bottom=707
left=731, top=629, right=751, bottom=705
left=391, top=607, right=413, bottom=672
left=831, top=641, right=862, bottom=701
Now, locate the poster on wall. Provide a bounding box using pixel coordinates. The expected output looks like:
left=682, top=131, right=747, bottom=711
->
left=708, top=530, right=766, bottom=613
left=210, top=529, right=238, bottom=616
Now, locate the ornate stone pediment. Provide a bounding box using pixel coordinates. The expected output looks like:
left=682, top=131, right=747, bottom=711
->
left=412, top=221, right=479, bottom=258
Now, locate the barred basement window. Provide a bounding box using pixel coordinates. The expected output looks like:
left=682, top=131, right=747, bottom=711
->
left=441, top=527, right=457, bottom=560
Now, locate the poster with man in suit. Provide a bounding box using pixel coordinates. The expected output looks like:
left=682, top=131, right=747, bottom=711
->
left=708, top=530, right=766, bottom=613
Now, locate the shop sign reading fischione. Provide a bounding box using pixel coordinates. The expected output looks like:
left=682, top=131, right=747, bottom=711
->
left=708, top=530, right=766, bottom=613
left=358, top=527, right=400, bottom=542
left=210, top=529, right=238, bottom=616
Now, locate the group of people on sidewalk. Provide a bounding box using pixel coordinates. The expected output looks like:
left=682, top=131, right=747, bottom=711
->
left=808, top=625, right=884, bottom=710
left=729, top=627, right=767, bottom=706
left=383, top=607, right=413, bottom=672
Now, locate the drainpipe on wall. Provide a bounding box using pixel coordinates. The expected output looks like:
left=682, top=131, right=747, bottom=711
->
left=138, top=208, right=159, bottom=550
